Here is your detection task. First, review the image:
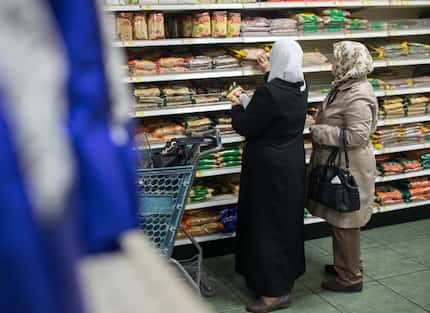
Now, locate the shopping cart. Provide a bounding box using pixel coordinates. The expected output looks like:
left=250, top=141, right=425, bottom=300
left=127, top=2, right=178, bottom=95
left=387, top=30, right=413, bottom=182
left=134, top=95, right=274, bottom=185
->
left=136, top=130, right=222, bottom=296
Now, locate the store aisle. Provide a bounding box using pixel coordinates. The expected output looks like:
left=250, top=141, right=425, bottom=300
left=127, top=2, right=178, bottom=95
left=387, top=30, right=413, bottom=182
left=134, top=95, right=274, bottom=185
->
left=203, top=219, right=430, bottom=313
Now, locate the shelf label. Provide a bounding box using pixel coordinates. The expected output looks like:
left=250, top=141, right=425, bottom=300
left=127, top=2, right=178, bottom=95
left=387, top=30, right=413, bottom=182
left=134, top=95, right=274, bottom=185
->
left=125, top=41, right=135, bottom=47
left=403, top=0, right=410, bottom=6
left=387, top=89, right=395, bottom=96
left=387, top=60, right=399, bottom=66
left=196, top=171, right=203, bottom=178
left=337, top=0, right=345, bottom=6
left=389, top=30, right=399, bottom=36
left=381, top=206, right=388, bottom=212
left=346, top=32, right=354, bottom=39
left=322, top=64, right=331, bottom=71
left=362, top=0, right=372, bottom=5
left=134, top=76, right=143, bottom=83
left=385, top=119, right=394, bottom=125
left=184, top=38, right=194, bottom=44
left=385, top=148, right=393, bottom=153
left=145, top=4, right=152, bottom=9
left=306, top=1, right=316, bottom=7
left=425, top=143, right=430, bottom=148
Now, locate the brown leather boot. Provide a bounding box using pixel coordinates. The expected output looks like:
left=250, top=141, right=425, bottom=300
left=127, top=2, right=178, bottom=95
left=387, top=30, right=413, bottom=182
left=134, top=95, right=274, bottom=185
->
left=322, top=279, right=363, bottom=293
left=246, top=295, right=291, bottom=313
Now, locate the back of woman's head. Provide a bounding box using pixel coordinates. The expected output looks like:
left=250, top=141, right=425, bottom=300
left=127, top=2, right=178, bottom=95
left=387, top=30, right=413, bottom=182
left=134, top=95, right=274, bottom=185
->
left=332, top=41, right=373, bottom=87
left=268, top=39, right=304, bottom=84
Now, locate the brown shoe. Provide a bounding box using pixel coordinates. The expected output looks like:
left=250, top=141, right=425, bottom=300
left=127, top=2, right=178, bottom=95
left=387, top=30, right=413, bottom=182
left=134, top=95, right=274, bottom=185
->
left=246, top=295, right=291, bottom=313
left=324, top=264, right=364, bottom=276
left=322, top=279, right=363, bottom=293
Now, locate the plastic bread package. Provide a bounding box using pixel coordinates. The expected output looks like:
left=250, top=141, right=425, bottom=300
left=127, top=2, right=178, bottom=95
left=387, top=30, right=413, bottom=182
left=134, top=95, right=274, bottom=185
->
left=227, top=12, right=241, bottom=37
left=148, top=13, right=165, bottom=40
left=192, top=12, right=211, bottom=38
left=134, top=14, right=148, bottom=40
left=212, top=11, right=228, bottom=38
left=116, top=13, right=134, bottom=41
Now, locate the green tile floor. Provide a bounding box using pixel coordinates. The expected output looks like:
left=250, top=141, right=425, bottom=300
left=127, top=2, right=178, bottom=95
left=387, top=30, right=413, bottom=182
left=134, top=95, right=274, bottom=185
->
left=202, top=219, right=430, bottom=313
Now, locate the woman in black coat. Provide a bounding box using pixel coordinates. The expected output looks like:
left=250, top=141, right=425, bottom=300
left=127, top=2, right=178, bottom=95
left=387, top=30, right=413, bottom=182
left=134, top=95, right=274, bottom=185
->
left=230, top=39, right=307, bottom=313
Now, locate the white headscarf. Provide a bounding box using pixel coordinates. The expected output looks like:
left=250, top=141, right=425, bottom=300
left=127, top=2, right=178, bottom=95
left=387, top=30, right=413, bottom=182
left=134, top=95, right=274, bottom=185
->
left=268, top=38, right=305, bottom=91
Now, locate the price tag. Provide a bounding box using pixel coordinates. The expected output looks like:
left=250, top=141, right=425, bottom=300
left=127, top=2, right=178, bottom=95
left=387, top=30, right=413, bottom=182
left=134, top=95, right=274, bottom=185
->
left=362, top=0, right=372, bottom=5
left=337, top=0, right=345, bottom=6
left=403, top=0, right=410, bottom=6
left=425, top=143, right=430, bottom=148
left=346, top=32, right=354, bottom=39
left=184, top=38, right=194, bottom=44
left=126, top=41, right=135, bottom=47
left=385, top=147, right=393, bottom=153
left=307, top=1, right=316, bottom=7
left=387, top=89, right=395, bottom=96
left=389, top=30, right=399, bottom=36
left=196, top=171, right=203, bottom=178
left=135, top=111, right=145, bottom=118
left=145, top=4, right=152, bottom=10
left=322, top=64, right=331, bottom=71
left=388, top=60, right=399, bottom=66
left=134, top=76, right=143, bottom=83
left=386, top=119, right=394, bottom=125
left=381, top=206, right=388, bottom=212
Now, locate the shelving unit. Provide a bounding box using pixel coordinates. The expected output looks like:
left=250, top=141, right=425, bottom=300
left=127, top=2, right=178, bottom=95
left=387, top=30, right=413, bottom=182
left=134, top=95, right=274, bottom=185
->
left=125, top=57, right=430, bottom=83
left=176, top=199, right=430, bottom=246
left=112, top=0, right=430, bottom=246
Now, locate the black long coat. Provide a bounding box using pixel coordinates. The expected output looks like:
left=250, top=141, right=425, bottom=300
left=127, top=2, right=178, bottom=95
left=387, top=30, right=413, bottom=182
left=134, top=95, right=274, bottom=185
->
left=231, top=77, right=307, bottom=297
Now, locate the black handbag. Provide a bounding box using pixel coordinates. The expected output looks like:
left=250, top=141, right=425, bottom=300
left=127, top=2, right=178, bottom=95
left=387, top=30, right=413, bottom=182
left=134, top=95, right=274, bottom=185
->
left=152, top=136, right=216, bottom=168
left=309, top=128, right=360, bottom=213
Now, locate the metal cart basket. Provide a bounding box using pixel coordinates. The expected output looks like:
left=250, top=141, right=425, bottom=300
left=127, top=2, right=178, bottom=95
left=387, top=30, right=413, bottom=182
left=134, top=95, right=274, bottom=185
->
left=136, top=131, right=222, bottom=296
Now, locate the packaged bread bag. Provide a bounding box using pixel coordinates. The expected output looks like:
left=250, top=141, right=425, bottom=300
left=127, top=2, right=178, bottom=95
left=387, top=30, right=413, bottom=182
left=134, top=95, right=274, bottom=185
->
left=134, top=14, right=148, bottom=40
left=212, top=11, right=227, bottom=38
left=227, top=12, right=241, bottom=37
left=148, top=13, right=165, bottom=40
left=117, top=13, right=133, bottom=41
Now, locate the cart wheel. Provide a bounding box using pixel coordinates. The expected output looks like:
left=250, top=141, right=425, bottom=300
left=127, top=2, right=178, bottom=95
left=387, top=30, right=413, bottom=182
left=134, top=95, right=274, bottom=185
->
left=200, top=278, right=217, bottom=297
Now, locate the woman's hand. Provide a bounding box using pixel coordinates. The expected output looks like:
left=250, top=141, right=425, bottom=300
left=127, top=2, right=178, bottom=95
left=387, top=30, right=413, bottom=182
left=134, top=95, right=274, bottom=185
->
left=257, top=53, right=270, bottom=73
left=227, top=93, right=242, bottom=106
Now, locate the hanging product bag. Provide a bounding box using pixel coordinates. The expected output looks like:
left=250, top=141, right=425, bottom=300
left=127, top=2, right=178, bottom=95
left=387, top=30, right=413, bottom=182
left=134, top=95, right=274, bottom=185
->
left=309, top=128, right=361, bottom=212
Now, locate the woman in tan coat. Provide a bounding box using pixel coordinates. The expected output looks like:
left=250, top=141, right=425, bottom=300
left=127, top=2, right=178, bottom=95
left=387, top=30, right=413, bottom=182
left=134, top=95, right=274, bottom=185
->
left=308, top=41, right=378, bottom=292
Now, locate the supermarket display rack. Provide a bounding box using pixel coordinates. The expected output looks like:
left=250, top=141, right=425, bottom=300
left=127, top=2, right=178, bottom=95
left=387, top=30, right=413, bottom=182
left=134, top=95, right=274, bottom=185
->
left=108, top=0, right=430, bottom=250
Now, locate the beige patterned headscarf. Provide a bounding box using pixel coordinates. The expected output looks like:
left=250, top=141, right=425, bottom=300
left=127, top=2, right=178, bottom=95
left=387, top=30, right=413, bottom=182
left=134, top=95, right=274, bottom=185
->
left=332, top=41, right=373, bottom=88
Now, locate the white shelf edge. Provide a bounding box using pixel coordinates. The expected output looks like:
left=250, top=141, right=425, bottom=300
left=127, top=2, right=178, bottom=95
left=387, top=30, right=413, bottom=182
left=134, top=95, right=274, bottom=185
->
left=186, top=194, right=238, bottom=210
left=114, top=29, right=430, bottom=47
left=377, top=115, right=430, bottom=126
left=134, top=102, right=231, bottom=117
left=375, top=199, right=430, bottom=213
left=375, top=169, right=430, bottom=183
left=136, top=86, right=430, bottom=118
left=175, top=200, right=430, bottom=245
left=374, top=143, right=430, bottom=155
left=196, top=166, right=242, bottom=178
left=125, top=58, right=430, bottom=83
left=105, top=0, right=430, bottom=12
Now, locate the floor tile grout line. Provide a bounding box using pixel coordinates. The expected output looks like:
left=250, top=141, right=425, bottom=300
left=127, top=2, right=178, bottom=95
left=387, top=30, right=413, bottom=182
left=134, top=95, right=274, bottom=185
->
left=314, top=292, right=345, bottom=313
left=376, top=279, right=430, bottom=312
left=377, top=268, right=430, bottom=281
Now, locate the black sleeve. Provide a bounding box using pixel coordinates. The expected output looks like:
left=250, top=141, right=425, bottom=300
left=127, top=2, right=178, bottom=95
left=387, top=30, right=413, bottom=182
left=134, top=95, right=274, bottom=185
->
left=264, top=72, right=269, bottom=82
left=231, top=86, right=276, bottom=139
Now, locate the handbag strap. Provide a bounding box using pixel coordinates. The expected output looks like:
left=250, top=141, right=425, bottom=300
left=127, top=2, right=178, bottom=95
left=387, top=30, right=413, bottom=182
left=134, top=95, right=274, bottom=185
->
left=337, top=128, right=350, bottom=169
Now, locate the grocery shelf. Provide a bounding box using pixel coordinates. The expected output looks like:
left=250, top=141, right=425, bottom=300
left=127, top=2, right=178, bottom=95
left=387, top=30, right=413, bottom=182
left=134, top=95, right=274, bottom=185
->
left=125, top=58, right=430, bottom=83
left=375, top=169, right=430, bottom=183
left=375, top=199, right=430, bottom=213
left=186, top=194, right=238, bottom=210
left=377, top=115, right=430, bottom=126
left=175, top=200, right=430, bottom=245
left=134, top=101, right=231, bottom=117
left=374, top=142, right=430, bottom=155
left=114, top=28, right=430, bottom=47
left=175, top=216, right=325, bottom=246
left=195, top=166, right=242, bottom=178
left=105, top=0, right=430, bottom=12
left=134, top=86, right=430, bottom=118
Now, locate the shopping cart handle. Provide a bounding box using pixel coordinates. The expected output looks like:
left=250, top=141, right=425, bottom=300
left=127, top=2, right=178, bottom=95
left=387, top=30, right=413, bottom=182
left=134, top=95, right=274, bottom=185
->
left=197, top=129, right=222, bottom=158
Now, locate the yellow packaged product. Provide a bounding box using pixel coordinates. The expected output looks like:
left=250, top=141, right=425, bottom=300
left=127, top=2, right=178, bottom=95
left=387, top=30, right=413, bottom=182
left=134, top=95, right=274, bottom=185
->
left=148, top=13, right=165, bottom=40
left=192, top=12, right=211, bottom=38
left=116, top=13, right=133, bottom=41
left=134, top=13, right=148, bottom=40
left=183, top=16, right=193, bottom=37
left=212, top=11, right=227, bottom=38
left=227, top=12, right=241, bottom=37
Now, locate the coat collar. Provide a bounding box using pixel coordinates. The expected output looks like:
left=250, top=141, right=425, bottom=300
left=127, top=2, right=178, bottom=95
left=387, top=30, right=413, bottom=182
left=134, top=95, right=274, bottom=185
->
left=269, top=78, right=305, bottom=91
left=336, top=77, right=367, bottom=91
